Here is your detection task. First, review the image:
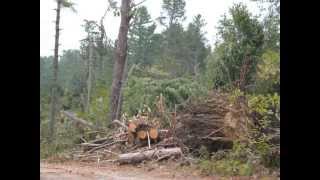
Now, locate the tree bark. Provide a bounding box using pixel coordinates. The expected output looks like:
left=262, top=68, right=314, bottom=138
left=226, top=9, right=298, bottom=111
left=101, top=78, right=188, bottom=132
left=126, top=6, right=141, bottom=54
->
left=109, top=0, right=132, bottom=122
left=86, top=37, right=93, bottom=113
left=49, top=0, right=62, bottom=142
left=117, top=147, right=182, bottom=164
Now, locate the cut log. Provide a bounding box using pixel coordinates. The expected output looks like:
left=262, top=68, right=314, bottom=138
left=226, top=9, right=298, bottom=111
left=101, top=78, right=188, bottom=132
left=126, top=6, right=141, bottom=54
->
left=128, top=122, right=137, bottom=133
left=149, top=128, right=158, bottom=140
left=137, top=130, right=147, bottom=140
left=61, top=111, right=95, bottom=129
left=117, top=147, right=182, bottom=164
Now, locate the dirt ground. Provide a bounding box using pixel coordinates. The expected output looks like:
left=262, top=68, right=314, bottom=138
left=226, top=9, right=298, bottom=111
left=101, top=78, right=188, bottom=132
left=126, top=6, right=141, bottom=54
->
left=41, top=161, right=210, bottom=180
left=40, top=161, right=277, bottom=180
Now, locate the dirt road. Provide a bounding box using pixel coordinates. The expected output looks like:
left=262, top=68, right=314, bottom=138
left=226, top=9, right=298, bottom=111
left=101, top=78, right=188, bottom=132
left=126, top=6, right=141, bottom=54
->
left=40, top=161, right=213, bottom=180
left=40, top=161, right=278, bottom=180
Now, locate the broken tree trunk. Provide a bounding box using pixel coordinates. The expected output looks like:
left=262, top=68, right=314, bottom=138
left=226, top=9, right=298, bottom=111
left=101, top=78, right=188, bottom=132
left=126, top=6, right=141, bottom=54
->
left=109, top=0, right=132, bottom=122
left=61, top=111, right=95, bottom=129
left=117, top=147, right=182, bottom=164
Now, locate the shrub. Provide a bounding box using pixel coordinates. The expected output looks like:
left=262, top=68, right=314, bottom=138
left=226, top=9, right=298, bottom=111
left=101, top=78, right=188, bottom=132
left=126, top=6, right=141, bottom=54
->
left=123, top=77, right=207, bottom=116
left=198, top=159, right=253, bottom=176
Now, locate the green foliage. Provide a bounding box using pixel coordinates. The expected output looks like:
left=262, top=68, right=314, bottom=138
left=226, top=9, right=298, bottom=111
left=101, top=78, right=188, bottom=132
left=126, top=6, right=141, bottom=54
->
left=198, top=141, right=255, bottom=176
left=247, top=93, right=280, bottom=168
left=84, top=85, right=110, bottom=126
left=40, top=56, right=53, bottom=97
left=198, top=159, right=253, bottom=176
left=123, top=75, right=207, bottom=116
left=128, top=6, right=156, bottom=67
left=248, top=93, right=279, bottom=129
left=184, top=14, right=211, bottom=75
left=205, top=3, right=264, bottom=89
left=60, top=0, right=77, bottom=13
left=40, top=118, right=82, bottom=159
left=255, top=50, right=280, bottom=94
left=198, top=145, right=210, bottom=160
left=160, top=0, right=186, bottom=26
left=228, top=88, right=245, bottom=103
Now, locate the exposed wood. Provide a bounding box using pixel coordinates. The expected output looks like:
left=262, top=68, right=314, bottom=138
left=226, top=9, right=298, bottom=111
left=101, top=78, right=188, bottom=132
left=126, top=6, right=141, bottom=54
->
left=205, top=137, right=232, bottom=142
left=149, top=128, right=158, bottom=140
left=147, top=131, right=151, bottom=149
left=102, top=149, right=119, bottom=156
left=128, top=121, right=137, bottom=132
left=137, top=130, right=147, bottom=140
left=113, top=119, right=128, bottom=130
left=61, top=111, right=95, bottom=129
left=80, top=143, right=101, bottom=147
left=88, top=136, right=112, bottom=144
left=87, top=140, right=126, bottom=154
left=117, top=147, right=182, bottom=164
left=202, top=127, right=225, bottom=139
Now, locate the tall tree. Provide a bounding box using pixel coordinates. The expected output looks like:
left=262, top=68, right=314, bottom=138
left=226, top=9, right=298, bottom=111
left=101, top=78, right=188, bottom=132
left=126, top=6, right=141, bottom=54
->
left=184, top=14, right=210, bottom=75
left=109, top=0, right=134, bottom=122
left=159, top=0, right=186, bottom=27
left=206, top=3, right=264, bottom=90
left=81, top=20, right=99, bottom=113
left=157, top=0, right=187, bottom=77
left=49, top=0, right=76, bottom=142
left=128, top=6, right=156, bottom=67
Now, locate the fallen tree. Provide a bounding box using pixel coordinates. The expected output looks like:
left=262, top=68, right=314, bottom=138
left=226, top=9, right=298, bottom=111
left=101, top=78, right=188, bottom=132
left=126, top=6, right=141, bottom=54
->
left=117, top=147, right=182, bottom=164
left=61, top=111, right=95, bottom=129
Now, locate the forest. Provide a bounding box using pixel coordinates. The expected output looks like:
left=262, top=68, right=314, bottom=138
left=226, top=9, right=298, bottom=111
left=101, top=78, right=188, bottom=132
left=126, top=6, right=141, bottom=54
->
left=40, top=0, right=279, bottom=178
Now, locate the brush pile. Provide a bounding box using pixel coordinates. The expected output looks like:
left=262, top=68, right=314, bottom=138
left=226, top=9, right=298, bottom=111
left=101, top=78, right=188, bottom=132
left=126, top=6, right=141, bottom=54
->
left=67, top=91, right=253, bottom=164
left=175, top=91, right=253, bottom=155
left=70, top=114, right=182, bottom=165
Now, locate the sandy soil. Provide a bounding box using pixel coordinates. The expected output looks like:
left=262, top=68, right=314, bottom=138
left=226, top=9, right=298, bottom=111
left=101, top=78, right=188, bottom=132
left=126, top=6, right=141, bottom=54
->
left=40, top=161, right=278, bottom=180
left=40, top=161, right=213, bottom=180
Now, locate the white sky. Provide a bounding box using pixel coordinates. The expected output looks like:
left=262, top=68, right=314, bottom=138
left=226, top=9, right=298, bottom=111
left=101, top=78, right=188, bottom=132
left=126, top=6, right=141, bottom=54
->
left=40, top=0, right=263, bottom=57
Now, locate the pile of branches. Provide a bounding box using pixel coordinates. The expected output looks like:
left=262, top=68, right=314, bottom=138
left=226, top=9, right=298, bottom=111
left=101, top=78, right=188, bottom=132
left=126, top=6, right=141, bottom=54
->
left=175, top=91, right=253, bottom=155
left=68, top=113, right=183, bottom=165
left=64, top=90, right=255, bottom=165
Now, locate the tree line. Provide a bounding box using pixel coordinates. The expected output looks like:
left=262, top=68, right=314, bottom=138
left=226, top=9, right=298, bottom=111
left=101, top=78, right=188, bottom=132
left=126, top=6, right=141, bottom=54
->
left=40, top=0, right=279, bottom=142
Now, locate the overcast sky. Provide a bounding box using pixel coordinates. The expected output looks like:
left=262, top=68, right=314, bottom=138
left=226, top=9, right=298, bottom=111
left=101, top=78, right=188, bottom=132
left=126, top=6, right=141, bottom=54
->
left=40, top=0, right=263, bottom=57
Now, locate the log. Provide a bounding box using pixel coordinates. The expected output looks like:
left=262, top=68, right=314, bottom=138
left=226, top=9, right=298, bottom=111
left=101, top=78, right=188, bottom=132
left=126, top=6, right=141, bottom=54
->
left=61, top=111, right=95, bottom=129
left=88, top=136, right=112, bottom=144
left=80, top=143, right=101, bottom=147
left=137, top=130, right=147, bottom=140
left=149, top=128, right=158, bottom=140
left=117, top=147, right=182, bottom=164
left=128, top=121, right=137, bottom=132
left=113, top=119, right=128, bottom=130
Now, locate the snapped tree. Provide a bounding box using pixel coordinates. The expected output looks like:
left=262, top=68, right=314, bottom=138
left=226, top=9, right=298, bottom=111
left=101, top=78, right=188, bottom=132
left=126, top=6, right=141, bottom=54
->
left=49, top=0, right=76, bottom=142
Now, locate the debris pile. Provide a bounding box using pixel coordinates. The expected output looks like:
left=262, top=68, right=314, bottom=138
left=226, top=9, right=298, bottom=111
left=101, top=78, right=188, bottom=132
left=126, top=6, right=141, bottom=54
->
left=67, top=91, right=253, bottom=164
left=175, top=91, right=253, bottom=155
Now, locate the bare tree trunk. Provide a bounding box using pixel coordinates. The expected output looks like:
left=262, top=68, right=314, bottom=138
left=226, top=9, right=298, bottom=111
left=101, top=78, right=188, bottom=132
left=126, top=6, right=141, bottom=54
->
left=115, top=60, right=128, bottom=120
left=49, top=0, right=62, bottom=142
left=109, top=0, right=132, bottom=122
left=86, top=37, right=93, bottom=113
